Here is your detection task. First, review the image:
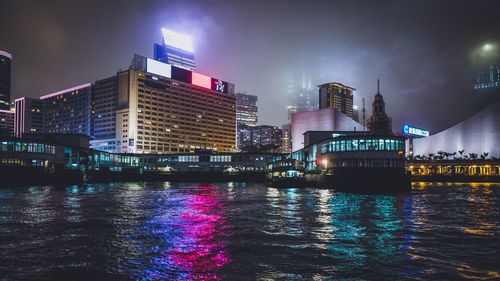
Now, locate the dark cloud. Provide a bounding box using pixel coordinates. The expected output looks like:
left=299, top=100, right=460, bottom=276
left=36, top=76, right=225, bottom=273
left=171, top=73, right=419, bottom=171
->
left=1, top=0, right=499, bottom=133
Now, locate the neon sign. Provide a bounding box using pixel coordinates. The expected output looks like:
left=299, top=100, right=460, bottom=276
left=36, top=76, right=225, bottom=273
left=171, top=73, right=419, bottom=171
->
left=403, top=124, right=429, bottom=137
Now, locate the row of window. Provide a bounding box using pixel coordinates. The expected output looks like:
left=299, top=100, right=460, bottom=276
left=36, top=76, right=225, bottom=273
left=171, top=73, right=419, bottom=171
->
left=321, top=138, right=405, bottom=153
left=0, top=141, right=56, bottom=155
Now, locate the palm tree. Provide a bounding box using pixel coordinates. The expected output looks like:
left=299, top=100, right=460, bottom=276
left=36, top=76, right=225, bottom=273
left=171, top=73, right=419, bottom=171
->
left=458, top=149, right=465, bottom=159
left=469, top=153, right=478, bottom=160
left=480, top=152, right=489, bottom=160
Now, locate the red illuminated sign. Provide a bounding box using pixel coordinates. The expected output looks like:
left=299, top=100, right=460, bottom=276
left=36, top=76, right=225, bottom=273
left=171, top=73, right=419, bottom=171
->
left=192, top=72, right=211, bottom=89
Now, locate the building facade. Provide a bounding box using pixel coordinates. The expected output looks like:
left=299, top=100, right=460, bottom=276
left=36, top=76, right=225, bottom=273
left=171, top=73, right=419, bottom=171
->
left=40, top=83, right=92, bottom=136
left=14, top=97, right=44, bottom=137
left=0, top=51, right=11, bottom=110
left=238, top=125, right=283, bottom=151
left=412, top=98, right=500, bottom=158
left=291, top=108, right=364, bottom=152
left=318, top=82, right=355, bottom=118
left=281, top=123, right=292, bottom=153
left=235, top=93, right=258, bottom=127
left=0, top=109, right=14, bottom=136
left=120, top=55, right=236, bottom=154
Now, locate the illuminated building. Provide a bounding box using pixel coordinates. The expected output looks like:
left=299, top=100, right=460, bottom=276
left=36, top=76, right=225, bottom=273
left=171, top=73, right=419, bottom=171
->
left=412, top=98, right=500, bottom=158
left=235, top=93, right=258, bottom=127
left=90, top=76, right=119, bottom=152
left=41, top=83, right=92, bottom=136
left=14, top=97, right=44, bottom=137
left=121, top=55, right=236, bottom=153
left=0, top=50, right=11, bottom=110
left=367, top=80, right=392, bottom=135
left=0, top=109, right=14, bottom=136
left=291, top=108, right=364, bottom=152
left=281, top=123, right=292, bottom=153
left=154, top=28, right=196, bottom=71
left=318, top=82, right=355, bottom=118
left=237, top=124, right=282, bottom=151
left=474, top=65, right=500, bottom=90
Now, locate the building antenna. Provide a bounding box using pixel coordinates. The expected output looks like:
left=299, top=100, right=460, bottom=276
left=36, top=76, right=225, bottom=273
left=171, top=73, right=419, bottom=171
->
left=377, top=78, right=380, bottom=94
left=362, top=97, right=366, bottom=131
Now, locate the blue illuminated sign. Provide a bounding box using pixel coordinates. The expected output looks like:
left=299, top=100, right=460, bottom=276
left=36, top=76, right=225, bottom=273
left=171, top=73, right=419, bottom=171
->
left=403, top=124, right=429, bottom=137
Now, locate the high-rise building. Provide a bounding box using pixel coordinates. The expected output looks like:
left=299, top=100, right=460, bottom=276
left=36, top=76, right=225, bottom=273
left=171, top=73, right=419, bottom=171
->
left=287, top=75, right=318, bottom=123
left=14, top=97, right=44, bottom=137
left=281, top=123, right=292, bottom=153
left=154, top=28, right=196, bottom=71
left=90, top=76, right=119, bottom=151
left=235, top=93, right=258, bottom=127
left=120, top=55, right=236, bottom=154
left=238, top=124, right=282, bottom=151
left=474, top=64, right=500, bottom=90
left=0, top=51, right=12, bottom=110
left=318, top=82, right=355, bottom=118
left=367, top=80, right=392, bottom=135
left=0, top=109, right=14, bottom=136
left=40, top=83, right=92, bottom=136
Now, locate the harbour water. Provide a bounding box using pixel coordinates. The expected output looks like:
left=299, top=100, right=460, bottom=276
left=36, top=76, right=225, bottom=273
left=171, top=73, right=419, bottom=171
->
left=0, top=182, right=498, bottom=280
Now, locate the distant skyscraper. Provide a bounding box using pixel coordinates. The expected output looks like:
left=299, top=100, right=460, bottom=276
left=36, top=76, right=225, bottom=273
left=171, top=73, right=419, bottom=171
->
left=154, top=28, right=196, bottom=71
left=40, top=83, right=92, bottom=136
left=474, top=64, right=500, bottom=90
left=318, top=82, right=355, bottom=118
left=238, top=125, right=282, bottom=151
left=287, top=74, right=318, bottom=123
left=235, top=93, right=258, bottom=127
left=14, top=97, right=44, bottom=137
left=0, top=51, right=12, bottom=110
left=367, top=80, right=392, bottom=135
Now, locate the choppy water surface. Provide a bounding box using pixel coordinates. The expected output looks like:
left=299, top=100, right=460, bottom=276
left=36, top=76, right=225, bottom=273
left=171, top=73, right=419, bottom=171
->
left=0, top=182, right=499, bottom=280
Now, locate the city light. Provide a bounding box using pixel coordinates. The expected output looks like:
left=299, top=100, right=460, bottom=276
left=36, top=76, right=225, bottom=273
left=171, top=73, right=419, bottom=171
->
left=403, top=124, right=429, bottom=137
left=483, top=43, right=493, bottom=51
left=161, top=28, right=194, bottom=53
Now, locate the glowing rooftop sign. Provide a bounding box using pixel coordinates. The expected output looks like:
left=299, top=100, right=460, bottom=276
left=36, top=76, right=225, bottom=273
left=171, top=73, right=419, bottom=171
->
left=161, top=28, right=194, bottom=53
left=147, top=58, right=171, bottom=78
left=403, top=124, right=429, bottom=137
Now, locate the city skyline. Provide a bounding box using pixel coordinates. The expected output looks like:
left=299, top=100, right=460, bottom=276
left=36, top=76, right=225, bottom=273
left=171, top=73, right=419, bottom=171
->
left=1, top=0, right=500, bottom=133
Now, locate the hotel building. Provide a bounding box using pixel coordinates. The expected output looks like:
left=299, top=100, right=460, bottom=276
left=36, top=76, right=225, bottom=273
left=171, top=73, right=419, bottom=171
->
left=40, top=83, right=92, bottom=136
left=117, top=55, right=236, bottom=154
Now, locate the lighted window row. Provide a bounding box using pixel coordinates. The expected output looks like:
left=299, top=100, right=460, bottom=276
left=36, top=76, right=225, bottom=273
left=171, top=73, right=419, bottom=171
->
left=321, top=138, right=405, bottom=153
left=0, top=141, right=55, bottom=155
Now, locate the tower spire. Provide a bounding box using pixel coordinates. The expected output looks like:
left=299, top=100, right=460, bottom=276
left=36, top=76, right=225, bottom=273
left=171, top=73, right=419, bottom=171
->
left=377, top=79, right=380, bottom=94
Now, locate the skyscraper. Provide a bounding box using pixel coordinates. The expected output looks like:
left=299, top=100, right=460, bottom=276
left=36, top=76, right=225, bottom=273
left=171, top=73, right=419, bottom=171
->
left=286, top=75, right=318, bottom=123
left=0, top=50, right=12, bottom=110
left=235, top=93, right=258, bottom=127
left=154, top=28, right=196, bottom=71
left=318, top=82, right=355, bottom=118
left=281, top=123, right=292, bottom=153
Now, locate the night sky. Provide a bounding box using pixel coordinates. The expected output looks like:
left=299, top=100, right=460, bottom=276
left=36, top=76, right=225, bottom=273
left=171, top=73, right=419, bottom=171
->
left=1, top=0, right=499, bottom=133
